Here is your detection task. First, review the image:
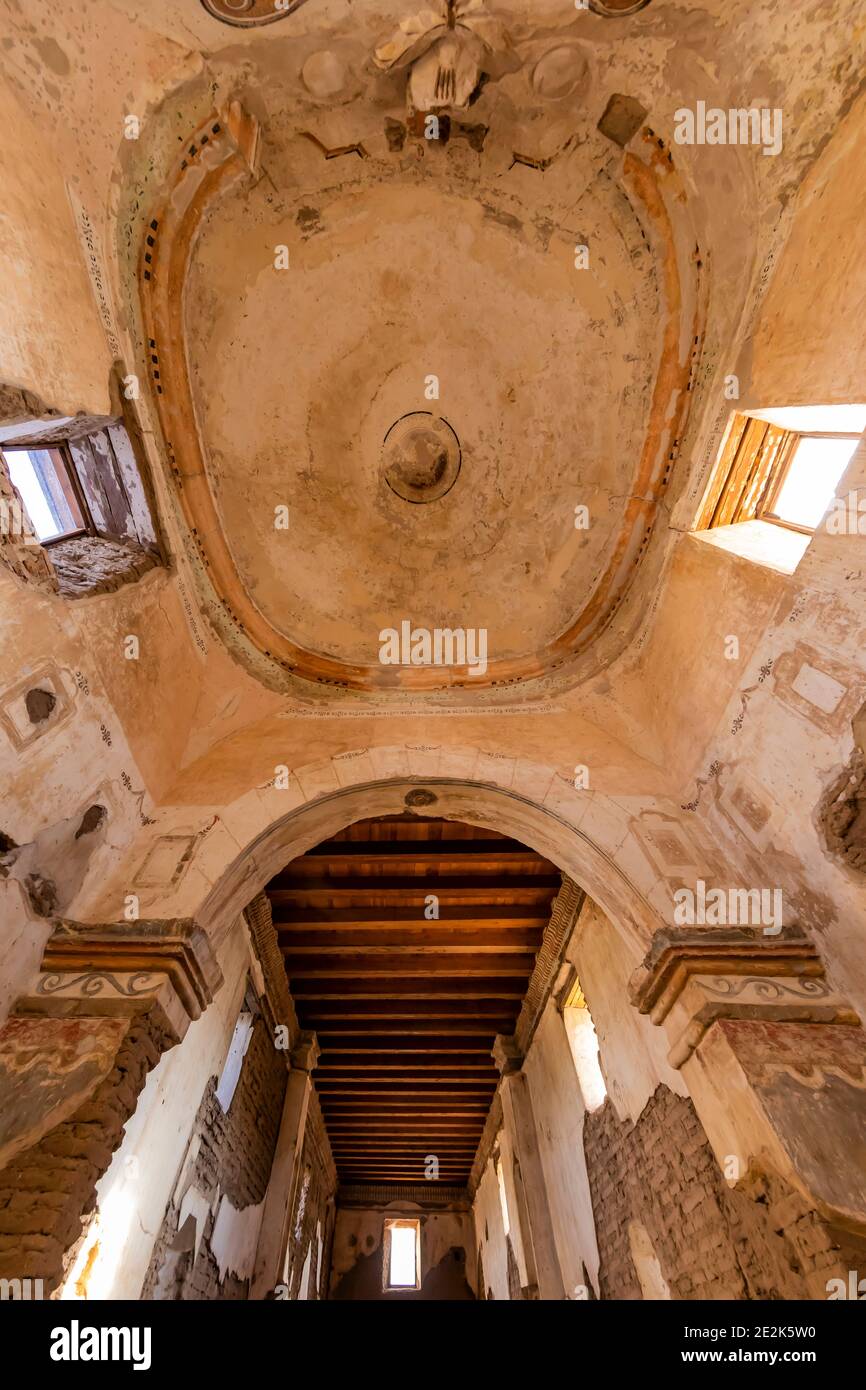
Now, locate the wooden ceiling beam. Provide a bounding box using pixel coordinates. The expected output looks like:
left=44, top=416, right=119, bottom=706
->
left=323, top=1107, right=485, bottom=1116
left=323, top=1125, right=483, bottom=1136
left=321, top=1075, right=489, bottom=1086
left=327, top=1131, right=481, bottom=1141
left=335, top=1169, right=472, bottom=1180
left=318, top=1054, right=496, bottom=1070
left=317, top=1037, right=493, bottom=1052
left=300, top=1000, right=517, bottom=1019
left=302, top=837, right=540, bottom=857
left=329, top=1143, right=478, bottom=1152
left=316, top=1076, right=496, bottom=1088
left=264, top=814, right=559, bottom=1187
left=280, top=849, right=549, bottom=874
left=274, top=904, right=548, bottom=925
left=278, top=929, right=543, bottom=952
left=336, top=1169, right=471, bottom=1178
left=333, top=1154, right=475, bottom=1163
left=310, top=1019, right=515, bottom=1034
left=284, top=954, right=536, bottom=979
left=290, top=979, right=525, bottom=997
left=270, top=876, right=559, bottom=900
left=319, top=1100, right=490, bottom=1113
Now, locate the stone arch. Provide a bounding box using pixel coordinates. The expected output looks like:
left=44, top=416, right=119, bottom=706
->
left=77, top=743, right=711, bottom=960
left=197, top=778, right=661, bottom=958
left=5, top=746, right=866, bottom=1297
left=4, top=742, right=694, bottom=1296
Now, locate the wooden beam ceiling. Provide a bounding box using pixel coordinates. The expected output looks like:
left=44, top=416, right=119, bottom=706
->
left=265, top=815, right=560, bottom=1187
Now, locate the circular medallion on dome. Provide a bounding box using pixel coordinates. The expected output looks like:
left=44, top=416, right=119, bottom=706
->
left=382, top=413, right=462, bottom=505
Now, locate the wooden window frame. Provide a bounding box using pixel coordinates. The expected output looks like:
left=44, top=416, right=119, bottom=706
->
left=40, top=442, right=95, bottom=546
left=2, top=374, right=164, bottom=566
left=382, top=1217, right=422, bottom=1292
left=1, top=442, right=94, bottom=546
left=697, top=413, right=860, bottom=535
left=757, top=431, right=862, bottom=535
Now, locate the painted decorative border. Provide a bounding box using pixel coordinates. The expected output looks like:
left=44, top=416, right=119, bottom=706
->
left=200, top=0, right=311, bottom=27
left=139, top=105, right=704, bottom=693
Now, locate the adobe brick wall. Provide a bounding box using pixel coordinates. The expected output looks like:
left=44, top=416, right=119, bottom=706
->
left=0, top=1016, right=164, bottom=1292
left=142, top=1013, right=287, bottom=1300
left=583, top=1084, right=859, bottom=1300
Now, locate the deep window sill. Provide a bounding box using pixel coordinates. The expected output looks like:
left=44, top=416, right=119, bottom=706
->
left=50, top=535, right=161, bottom=599
left=690, top=518, right=811, bottom=576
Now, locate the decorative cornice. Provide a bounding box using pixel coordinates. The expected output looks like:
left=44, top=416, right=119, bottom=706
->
left=667, top=976, right=858, bottom=1069
left=514, top=876, right=583, bottom=1053
left=42, top=918, right=221, bottom=1017
left=19, top=918, right=222, bottom=1045
left=244, top=891, right=300, bottom=1045
left=629, top=926, right=860, bottom=1068
left=629, top=925, right=823, bottom=1023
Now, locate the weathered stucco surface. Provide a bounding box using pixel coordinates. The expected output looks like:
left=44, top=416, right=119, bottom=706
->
left=2, top=0, right=866, bottom=1305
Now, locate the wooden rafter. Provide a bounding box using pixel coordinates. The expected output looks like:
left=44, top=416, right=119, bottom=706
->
left=265, top=815, right=560, bottom=1187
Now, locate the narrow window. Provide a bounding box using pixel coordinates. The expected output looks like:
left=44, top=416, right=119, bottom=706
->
left=562, top=977, right=607, bottom=1112
left=4, top=448, right=86, bottom=542
left=495, top=1156, right=511, bottom=1236
left=693, top=405, right=864, bottom=573
left=1, top=419, right=161, bottom=566
left=383, top=1218, right=420, bottom=1291
left=214, top=1011, right=253, bottom=1112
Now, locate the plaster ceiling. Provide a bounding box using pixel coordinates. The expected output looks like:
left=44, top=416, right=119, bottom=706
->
left=187, top=167, right=658, bottom=668
left=115, top=0, right=857, bottom=696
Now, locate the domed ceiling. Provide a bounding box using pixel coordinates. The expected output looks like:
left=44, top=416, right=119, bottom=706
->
left=138, top=0, right=707, bottom=696
left=188, top=166, right=661, bottom=670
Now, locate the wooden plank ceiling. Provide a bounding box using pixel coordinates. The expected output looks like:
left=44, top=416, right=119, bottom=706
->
left=265, top=815, right=560, bottom=1188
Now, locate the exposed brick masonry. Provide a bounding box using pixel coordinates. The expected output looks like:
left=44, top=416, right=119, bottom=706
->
left=142, top=1013, right=287, bottom=1300
left=0, top=1017, right=165, bottom=1292
left=583, top=1084, right=860, bottom=1300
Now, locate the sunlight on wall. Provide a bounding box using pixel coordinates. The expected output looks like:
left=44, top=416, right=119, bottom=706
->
left=495, top=1155, right=511, bottom=1236
left=628, top=1221, right=672, bottom=1300
left=59, top=1158, right=140, bottom=1300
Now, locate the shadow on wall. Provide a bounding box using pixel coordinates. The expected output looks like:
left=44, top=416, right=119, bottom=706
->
left=332, top=1244, right=475, bottom=1301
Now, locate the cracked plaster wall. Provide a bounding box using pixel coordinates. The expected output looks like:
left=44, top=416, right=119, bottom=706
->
left=1, top=4, right=866, bottom=1249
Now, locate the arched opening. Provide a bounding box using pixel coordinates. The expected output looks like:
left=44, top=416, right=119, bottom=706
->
left=0, top=751, right=858, bottom=1308
left=186, top=771, right=662, bottom=962
left=2, top=759, right=863, bottom=1308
